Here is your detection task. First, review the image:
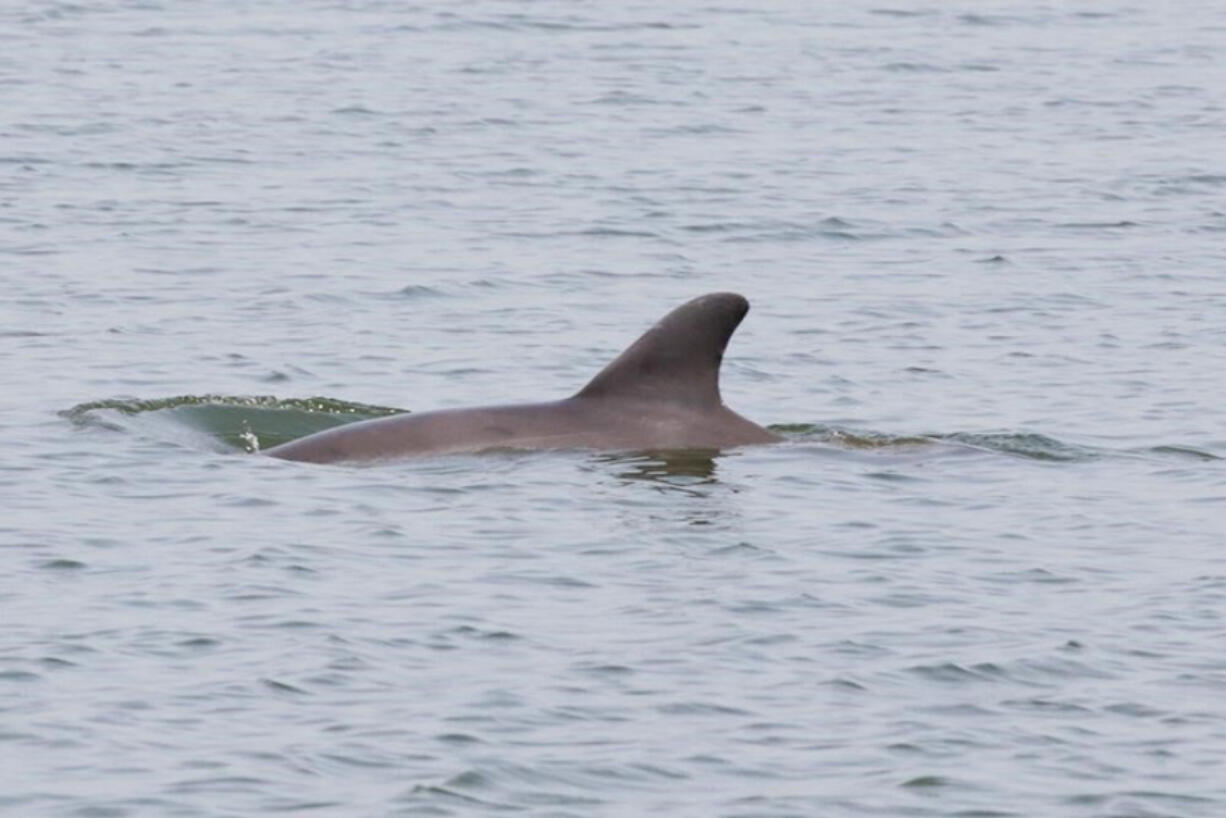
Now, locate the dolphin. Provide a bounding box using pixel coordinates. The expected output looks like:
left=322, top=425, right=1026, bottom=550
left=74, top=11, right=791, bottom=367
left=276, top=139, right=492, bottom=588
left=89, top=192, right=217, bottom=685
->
left=264, top=292, right=779, bottom=463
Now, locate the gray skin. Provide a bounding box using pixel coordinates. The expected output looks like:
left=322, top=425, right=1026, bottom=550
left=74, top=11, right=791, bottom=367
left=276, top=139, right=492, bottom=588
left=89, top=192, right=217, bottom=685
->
left=264, top=292, right=779, bottom=464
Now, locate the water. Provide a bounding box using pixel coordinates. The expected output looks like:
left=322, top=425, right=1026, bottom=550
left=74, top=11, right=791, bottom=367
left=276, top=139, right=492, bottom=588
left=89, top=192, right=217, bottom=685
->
left=5, top=0, right=1226, bottom=815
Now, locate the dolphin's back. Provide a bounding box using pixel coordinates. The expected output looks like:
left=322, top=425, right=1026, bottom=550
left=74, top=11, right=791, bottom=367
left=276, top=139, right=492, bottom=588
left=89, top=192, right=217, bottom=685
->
left=264, top=401, right=581, bottom=463
left=264, top=293, right=778, bottom=463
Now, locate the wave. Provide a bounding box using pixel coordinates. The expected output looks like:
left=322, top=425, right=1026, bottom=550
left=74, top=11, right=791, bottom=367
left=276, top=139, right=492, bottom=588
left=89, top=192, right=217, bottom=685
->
left=62, top=395, right=404, bottom=453
left=771, top=424, right=1220, bottom=463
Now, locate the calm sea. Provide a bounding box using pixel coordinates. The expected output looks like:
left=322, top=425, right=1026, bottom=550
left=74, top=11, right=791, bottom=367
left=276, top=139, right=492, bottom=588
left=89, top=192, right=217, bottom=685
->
left=4, top=1, right=1226, bottom=815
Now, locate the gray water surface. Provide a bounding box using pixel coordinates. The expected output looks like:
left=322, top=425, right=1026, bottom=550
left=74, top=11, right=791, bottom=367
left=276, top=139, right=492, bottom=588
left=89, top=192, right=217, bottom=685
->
left=5, top=1, right=1226, bottom=815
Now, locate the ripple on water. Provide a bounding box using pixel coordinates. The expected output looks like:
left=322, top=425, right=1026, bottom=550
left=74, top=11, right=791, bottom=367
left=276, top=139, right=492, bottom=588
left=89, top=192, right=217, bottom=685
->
left=7, top=0, right=1226, bottom=815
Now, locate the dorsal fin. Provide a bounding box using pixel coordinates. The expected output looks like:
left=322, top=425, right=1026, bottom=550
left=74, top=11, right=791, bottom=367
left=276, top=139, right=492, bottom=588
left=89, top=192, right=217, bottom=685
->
left=575, top=292, right=750, bottom=407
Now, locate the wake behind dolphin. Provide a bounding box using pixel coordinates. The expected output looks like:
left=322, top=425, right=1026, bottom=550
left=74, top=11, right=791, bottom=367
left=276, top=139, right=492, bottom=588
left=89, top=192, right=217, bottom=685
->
left=265, top=292, right=779, bottom=463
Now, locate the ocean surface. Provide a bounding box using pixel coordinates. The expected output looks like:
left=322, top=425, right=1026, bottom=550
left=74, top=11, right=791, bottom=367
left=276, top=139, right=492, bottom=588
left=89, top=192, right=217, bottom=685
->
left=5, top=1, right=1226, bottom=815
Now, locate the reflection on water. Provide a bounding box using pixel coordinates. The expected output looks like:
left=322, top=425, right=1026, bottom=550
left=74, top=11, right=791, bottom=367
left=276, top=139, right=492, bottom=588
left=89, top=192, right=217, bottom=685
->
left=595, top=449, right=736, bottom=530
left=598, top=449, right=720, bottom=487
